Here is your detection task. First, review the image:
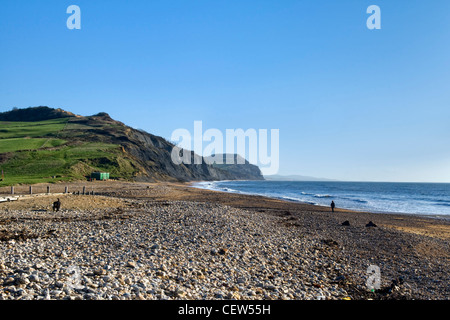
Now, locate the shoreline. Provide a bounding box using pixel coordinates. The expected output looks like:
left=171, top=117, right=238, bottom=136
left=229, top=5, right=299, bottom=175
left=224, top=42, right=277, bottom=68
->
left=178, top=181, right=450, bottom=241
left=190, top=180, right=450, bottom=222
left=0, top=181, right=449, bottom=300
left=1, top=180, right=450, bottom=239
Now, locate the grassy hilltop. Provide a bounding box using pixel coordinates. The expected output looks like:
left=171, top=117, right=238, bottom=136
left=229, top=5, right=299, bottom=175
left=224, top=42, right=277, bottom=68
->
left=0, top=107, right=263, bottom=186
left=0, top=113, right=136, bottom=186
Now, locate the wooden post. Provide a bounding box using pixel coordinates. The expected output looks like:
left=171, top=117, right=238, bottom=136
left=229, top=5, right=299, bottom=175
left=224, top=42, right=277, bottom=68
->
left=82, top=186, right=86, bottom=195
left=65, top=186, right=69, bottom=194
left=10, top=186, right=14, bottom=195
left=29, top=186, right=33, bottom=195
left=47, top=186, right=50, bottom=194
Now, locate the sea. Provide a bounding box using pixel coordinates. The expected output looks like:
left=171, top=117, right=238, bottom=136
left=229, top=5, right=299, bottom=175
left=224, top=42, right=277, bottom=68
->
left=193, top=180, right=450, bottom=218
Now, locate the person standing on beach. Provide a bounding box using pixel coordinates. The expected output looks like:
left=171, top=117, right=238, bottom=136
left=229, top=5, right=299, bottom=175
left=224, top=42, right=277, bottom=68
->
left=331, top=201, right=335, bottom=212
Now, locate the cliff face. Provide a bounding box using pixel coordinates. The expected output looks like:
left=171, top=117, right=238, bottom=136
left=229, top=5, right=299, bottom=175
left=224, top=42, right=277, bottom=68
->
left=206, top=154, right=265, bottom=181
left=0, top=107, right=264, bottom=183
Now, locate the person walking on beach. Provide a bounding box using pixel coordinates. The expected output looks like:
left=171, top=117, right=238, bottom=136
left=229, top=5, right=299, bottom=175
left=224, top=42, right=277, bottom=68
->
left=331, top=201, right=335, bottom=213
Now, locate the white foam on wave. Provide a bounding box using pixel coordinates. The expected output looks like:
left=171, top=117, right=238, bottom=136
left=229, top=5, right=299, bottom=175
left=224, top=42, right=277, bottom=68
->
left=222, top=187, right=240, bottom=193
left=192, top=181, right=450, bottom=217
left=194, top=182, right=244, bottom=195
left=191, top=181, right=217, bottom=190
left=280, top=196, right=319, bottom=206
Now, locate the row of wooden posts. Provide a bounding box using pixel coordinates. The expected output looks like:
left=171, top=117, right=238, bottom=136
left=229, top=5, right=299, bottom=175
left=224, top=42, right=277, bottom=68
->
left=9, top=186, right=95, bottom=196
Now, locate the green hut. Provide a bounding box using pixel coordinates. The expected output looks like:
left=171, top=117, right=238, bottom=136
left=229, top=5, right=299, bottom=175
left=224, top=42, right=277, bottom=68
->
left=91, top=172, right=110, bottom=181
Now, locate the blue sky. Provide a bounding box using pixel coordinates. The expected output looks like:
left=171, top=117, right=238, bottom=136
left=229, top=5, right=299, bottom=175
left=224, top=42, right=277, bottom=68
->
left=1, top=0, right=449, bottom=182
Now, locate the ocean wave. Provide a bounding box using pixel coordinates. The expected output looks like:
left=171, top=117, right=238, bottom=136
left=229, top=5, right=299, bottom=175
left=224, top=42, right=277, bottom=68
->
left=222, top=187, right=240, bottom=193
left=433, top=199, right=450, bottom=204
left=192, top=181, right=450, bottom=217
left=280, top=196, right=318, bottom=206
left=435, top=202, right=450, bottom=207
left=281, top=196, right=302, bottom=201
left=192, top=182, right=215, bottom=190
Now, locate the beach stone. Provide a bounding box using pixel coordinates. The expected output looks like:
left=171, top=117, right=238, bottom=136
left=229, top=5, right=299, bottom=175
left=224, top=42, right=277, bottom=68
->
left=131, top=285, right=142, bottom=293
left=16, top=276, right=29, bottom=285
left=322, top=239, right=339, bottom=248
left=366, top=221, right=377, bottom=227
left=94, top=268, right=107, bottom=276
left=229, top=285, right=239, bottom=292
left=29, top=274, right=40, bottom=283
left=0, top=184, right=447, bottom=301
left=264, top=285, right=277, bottom=291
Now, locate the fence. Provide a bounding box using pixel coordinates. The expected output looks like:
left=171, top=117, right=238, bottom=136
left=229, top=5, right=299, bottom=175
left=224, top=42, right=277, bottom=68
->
left=0, top=185, right=95, bottom=196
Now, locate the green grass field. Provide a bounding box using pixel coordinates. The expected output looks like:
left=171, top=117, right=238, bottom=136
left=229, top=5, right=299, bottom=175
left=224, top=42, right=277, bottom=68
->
left=0, top=118, right=68, bottom=153
left=0, top=118, right=138, bottom=186
left=0, top=118, right=68, bottom=139
left=0, top=138, right=67, bottom=153
left=0, top=142, right=136, bottom=186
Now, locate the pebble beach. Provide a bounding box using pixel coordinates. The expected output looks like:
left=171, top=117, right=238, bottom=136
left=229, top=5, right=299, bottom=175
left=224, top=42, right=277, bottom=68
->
left=0, top=182, right=448, bottom=300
